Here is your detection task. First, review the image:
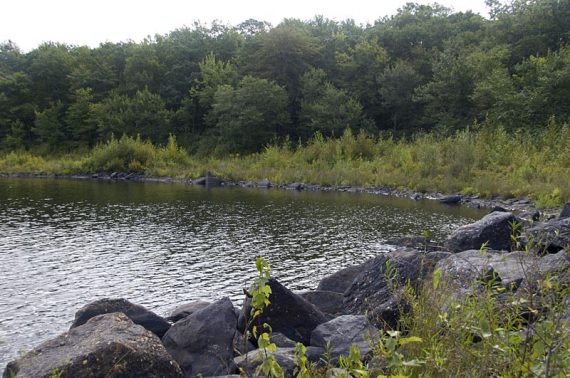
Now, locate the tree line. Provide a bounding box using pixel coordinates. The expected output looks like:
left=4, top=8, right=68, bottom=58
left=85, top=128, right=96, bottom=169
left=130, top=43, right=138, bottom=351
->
left=1, top=0, right=569, bottom=154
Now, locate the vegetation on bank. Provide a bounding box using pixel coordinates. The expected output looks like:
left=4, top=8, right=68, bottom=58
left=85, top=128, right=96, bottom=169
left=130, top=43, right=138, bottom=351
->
left=1, top=0, right=570, bottom=155
left=1, top=120, right=569, bottom=207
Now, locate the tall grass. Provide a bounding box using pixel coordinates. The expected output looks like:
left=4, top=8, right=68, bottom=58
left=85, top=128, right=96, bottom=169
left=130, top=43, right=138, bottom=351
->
left=1, top=121, right=569, bottom=206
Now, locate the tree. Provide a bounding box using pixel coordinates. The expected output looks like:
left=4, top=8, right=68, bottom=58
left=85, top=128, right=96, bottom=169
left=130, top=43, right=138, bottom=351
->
left=378, top=61, right=422, bottom=131
left=299, top=69, right=366, bottom=137
left=33, top=101, right=67, bottom=148
left=206, top=76, right=289, bottom=152
left=65, top=88, right=97, bottom=146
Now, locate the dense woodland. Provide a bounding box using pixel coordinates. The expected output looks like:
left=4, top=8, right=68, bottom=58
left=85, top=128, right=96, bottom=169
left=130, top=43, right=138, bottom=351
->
left=1, top=0, right=569, bottom=155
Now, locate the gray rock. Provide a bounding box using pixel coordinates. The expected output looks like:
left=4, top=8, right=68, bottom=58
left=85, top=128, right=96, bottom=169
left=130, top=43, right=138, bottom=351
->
left=525, top=217, right=570, bottom=253
left=167, top=300, right=211, bottom=322
left=258, top=179, right=271, bottom=188
left=70, top=298, right=170, bottom=338
left=242, top=278, right=327, bottom=345
left=286, top=182, right=304, bottom=191
left=444, top=212, right=518, bottom=252
left=310, top=315, right=379, bottom=357
left=385, top=235, right=442, bottom=252
left=234, top=347, right=323, bottom=377
left=316, top=264, right=364, bottom=293
left=343, top=249, right=450, bottom=327
left=436, top=249, right=569, bottom=293
left=559, top=203, right=570, bottom=218
left=162, top=298, right=238, bottom=377
left=300, top=290, right=345, bottom=318
left=3, top=313, right=182, bottom=378
left=270, top=332, right=297, bottom=348
left=194, top=171, right=222, bottom=187
left=439, top=195, right=462, bottom=204
left=233, top=331, right=256, bottom=356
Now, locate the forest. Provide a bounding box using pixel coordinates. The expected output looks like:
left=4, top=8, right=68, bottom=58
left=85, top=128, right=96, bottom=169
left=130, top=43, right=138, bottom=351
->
left=1, top=0, right=569, bottom=154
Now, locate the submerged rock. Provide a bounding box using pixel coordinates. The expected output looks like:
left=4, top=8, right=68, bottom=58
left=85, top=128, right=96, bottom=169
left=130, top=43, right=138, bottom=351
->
left=439, top=195, right=462, bottom=205
left=444, top=211, right=518, bottom=252
left=162, top=297, right=238, bottom=378
left=194, top=171, right=222, bottom=187
left=71, top=298, right=171, bottom=338
left=4, top=313, right=182, bottom=378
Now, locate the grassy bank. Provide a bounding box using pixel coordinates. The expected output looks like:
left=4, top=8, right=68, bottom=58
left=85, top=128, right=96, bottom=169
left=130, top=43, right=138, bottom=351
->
left=1, top=122, right=569, bottom=207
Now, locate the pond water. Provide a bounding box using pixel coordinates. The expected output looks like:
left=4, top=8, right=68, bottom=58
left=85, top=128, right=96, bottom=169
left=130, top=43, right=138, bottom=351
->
left=0, top=178, right=487, bottom=365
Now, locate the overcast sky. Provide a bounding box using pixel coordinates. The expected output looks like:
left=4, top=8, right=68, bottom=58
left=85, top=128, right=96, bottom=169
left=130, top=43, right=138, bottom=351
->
left=1, top=0, right=490, bottom=52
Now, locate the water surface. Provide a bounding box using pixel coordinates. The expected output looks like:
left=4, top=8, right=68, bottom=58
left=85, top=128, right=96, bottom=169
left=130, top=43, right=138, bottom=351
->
left=0, top=178, right=486, bottom=365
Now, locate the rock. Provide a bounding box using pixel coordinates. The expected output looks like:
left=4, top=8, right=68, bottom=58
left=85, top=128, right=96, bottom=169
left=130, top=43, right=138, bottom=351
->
left=162, top=298, right=238, bottom=377
left=233, top=331, right=256, bottom=356
left=71, top=298, right=171, bottom=338
left=300, top=290, right=345, bottom=318
left=385, top=235, right=442, bottom=252
left=560, top=203, right=570, bottom=218
left=194, top=171, right=222, bottom=187
left=444, top=212, right=518, bottom=253
left=436, top=249, right=569, bottom=293
left=519, top=209, right=540, bottom=222
left=286, top=182, right=304, bottom=191
left=310, top=315, right=379, bottom=357
left=525, top=217, right=570, bottom=253
left=243, top=278, right=327, bottom=345
left=490, top=206, right=509, bottom=213
left=270, top=332, right=297, bottom=348
left=343, top=249, right=450, bottom=327
left=316, top=264, right=364, bottom=293
left=258, top=179, right=271, bottom=188
left=3, top=313, right=182, bottom=378
left=234, top=347, right=324, bottom=377
left=439, top=195, right=462, bottom=205
left=166, top=300, right=211, bottom=322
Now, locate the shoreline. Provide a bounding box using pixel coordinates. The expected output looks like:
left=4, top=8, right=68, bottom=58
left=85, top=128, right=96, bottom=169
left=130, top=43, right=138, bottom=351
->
left=0, top=171, right=559, bottom=218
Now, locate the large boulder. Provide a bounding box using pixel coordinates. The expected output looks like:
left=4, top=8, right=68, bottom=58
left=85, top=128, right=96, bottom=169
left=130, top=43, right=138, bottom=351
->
left=162, top=297, right=237, bottom=377
left=3, top=313, right=182, bottom=378
left=525, top=217, right=570, bottom=253
left=316, top=263, right=368, bottom=293
left=310, top=315, right=379, bottom=357
left=166, top=300, right=211, bottom=322
left=71, top=298, right=170, bottom=338
left=234, top=347, right=324, bottom=377
left=300, top=290, right=345, bottom=318
left=444, top=212, right=518, bottom=252
left=243, top=278, right=327, bottom=345
left=343, top=249, right=450, bottom=327
left=436, top=249, right=569, bottom=293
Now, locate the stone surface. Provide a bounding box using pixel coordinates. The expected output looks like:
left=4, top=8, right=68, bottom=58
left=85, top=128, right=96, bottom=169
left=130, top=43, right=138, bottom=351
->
left=436, top=249, right=569, bottom=293
left=525, top=217, right=570, bottom=253
left=270, top=332, right=297, bottom=348
left=3, top=313, right=182, bottom=378
left=343, top=249, right=450, bottom=327
left=70, top=298, right=171, bottom=338
left=243, top=278, right=327, bottom=345
left=316, top=264, right=364, bottom=293
left=167, top=300, right=211, bottom=322
left=300, top=290, right=345, bottom=318
left=310, top=315, right=378, bottom=357
left=444, top=211, right=518, bottom=252
left=162, top=298, right=238, bottom=377
left=234, top=347, right=323, bottom=377
left=232, top=331, right=256, bottom=356
left=439, top=195, right=462, bottom=204
left=560, top=203, right=570, bottom=218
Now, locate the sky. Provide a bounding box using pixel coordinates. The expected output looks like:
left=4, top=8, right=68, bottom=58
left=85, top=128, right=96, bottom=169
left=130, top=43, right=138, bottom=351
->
left=1, top=0, right=490, bottom=52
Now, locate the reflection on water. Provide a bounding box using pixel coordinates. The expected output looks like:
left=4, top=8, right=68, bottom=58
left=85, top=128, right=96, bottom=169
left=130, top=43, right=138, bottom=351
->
left=0, top=178, right=486, bottom=364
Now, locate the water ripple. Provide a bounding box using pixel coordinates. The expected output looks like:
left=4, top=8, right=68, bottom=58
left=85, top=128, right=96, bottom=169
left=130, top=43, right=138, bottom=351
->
left=0, top=179, right=486, bottom=365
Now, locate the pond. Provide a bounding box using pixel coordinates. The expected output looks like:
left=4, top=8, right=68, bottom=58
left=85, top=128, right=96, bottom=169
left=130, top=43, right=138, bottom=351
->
left=0, top=178, right=486, bottom=365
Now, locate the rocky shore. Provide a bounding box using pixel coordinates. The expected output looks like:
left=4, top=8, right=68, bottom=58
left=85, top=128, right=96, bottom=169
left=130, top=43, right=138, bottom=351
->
left=0, top=171, right=558, bottom=218
left=3, top=201, right=569, bottom=377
